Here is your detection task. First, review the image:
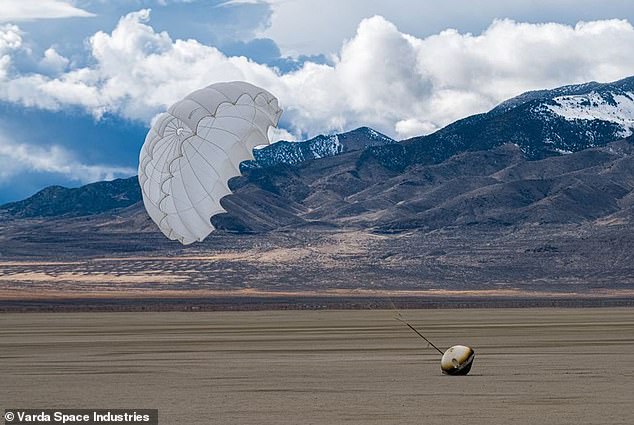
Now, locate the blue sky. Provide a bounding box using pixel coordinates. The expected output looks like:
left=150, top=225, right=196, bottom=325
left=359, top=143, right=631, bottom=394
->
left=1, top=0, right=634, bottom=203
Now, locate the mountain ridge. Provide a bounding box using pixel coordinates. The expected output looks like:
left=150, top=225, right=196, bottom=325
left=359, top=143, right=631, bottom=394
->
left=366, top=76, right=634, bottom=171
left=244, top=126, right=395, bottom=170
left=0, top=177, right=141, bottom=219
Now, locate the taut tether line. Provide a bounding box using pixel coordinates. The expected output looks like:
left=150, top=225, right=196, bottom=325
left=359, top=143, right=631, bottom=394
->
left=395, top=316, right=444, bottom=355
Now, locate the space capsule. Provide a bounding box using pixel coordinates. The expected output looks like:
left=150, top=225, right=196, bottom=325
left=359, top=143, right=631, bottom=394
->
left=440, top=345, right=475, bottom=375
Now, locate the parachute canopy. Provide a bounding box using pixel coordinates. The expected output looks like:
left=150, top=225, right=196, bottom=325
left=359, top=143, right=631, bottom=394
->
left=138, top=81, right=282, bottom=245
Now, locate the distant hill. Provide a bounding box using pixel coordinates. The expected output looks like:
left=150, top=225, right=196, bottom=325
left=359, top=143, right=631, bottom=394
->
left=0, top=177, right=141, bottom=218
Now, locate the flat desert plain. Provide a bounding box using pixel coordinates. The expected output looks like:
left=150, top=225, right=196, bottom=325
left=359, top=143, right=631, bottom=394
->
left=1, top=308, right=633, bottom=425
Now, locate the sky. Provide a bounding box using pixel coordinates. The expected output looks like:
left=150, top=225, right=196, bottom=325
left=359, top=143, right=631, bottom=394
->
left=1, top=0, right=634, bottom=203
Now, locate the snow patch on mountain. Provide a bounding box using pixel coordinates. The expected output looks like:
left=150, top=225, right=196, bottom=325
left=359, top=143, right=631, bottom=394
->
left=310, top=135, right=342, bottom=159
left=366, top=128, right=393, bottom=143
left=544, top=91, right=634, bottom=137
left=244, top=127, right=395, bottom=170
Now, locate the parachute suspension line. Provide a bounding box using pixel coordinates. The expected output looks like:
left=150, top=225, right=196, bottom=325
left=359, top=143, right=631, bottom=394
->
left=395, top=317, right=444, bottom=355
left=385, top=296, right=444, bottom=355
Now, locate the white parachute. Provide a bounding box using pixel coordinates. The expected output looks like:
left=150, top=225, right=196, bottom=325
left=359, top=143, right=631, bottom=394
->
left=138, top=81, right=282, bottom=245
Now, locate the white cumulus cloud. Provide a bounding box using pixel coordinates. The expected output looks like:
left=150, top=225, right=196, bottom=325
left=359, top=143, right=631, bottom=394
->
left=0, top=0, right=95, bottom=22
left=254, top=0, right=634, bottom=57
left=0, top=24, right=23, bottom=78
left=38, top=47, right=70, bottom=74
left=1, top=10, right=634, bottom=140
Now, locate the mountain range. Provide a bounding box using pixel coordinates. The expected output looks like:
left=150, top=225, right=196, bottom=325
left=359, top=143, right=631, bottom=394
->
left=3, top=76, right=632, bottom=224
left=1, top=77, right=633, bottom=299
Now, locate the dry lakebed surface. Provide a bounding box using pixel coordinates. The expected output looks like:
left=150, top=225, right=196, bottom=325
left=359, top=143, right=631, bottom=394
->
left=1, top=308, right=633, bottom=425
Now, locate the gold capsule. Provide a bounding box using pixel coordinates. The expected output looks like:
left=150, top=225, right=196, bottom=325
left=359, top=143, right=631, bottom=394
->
left=441, top=345, right=475, bottom=375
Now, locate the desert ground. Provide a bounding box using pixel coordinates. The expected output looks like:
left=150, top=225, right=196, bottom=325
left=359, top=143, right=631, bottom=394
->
left=1, top=308, right=633, bottom=425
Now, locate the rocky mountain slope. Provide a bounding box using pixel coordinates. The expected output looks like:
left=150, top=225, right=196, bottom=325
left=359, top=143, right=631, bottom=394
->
left=214, top=136, right=634, bottom=232
left=0, top=177, right=141, bottom=219
left=368, top=76, right=634, bottom=170
left=245, top=126, right=394, bottom=169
